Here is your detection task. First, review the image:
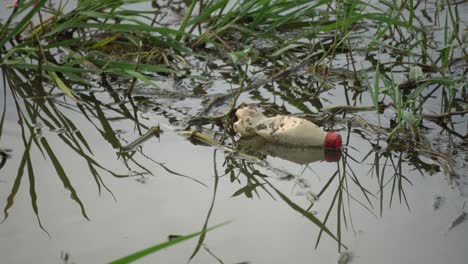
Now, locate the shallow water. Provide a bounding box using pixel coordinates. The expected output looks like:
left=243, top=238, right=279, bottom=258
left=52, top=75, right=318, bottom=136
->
left=1, top=0, right=467, bottom=264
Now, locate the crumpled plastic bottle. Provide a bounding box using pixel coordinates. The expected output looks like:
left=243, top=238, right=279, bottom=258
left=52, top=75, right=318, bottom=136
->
left=233, top=105, right=342, bottom=148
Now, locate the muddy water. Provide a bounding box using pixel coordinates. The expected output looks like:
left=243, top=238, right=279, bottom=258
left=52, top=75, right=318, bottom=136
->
left=1, top=1, right=468, bottom=264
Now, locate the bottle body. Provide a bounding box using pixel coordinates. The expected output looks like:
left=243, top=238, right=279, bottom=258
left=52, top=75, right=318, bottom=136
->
left=253, top=115, right=327, bottom=147
left=234, top=106, right=341, bottom=148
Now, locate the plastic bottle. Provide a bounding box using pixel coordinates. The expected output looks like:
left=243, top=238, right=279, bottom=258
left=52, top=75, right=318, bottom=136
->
left=233, top=105, right=342, bottom=148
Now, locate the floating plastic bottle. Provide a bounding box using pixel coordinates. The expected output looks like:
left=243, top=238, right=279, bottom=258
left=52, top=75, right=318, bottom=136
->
left=233, top=105, right=342, bottom=148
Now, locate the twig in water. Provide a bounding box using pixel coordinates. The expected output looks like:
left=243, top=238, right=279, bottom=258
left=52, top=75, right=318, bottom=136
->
left=121, top=126, right=160, bottom=152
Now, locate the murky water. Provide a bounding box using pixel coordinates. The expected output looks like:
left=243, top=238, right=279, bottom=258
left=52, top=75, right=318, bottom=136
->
left=1, top=0, right=467, bottom=263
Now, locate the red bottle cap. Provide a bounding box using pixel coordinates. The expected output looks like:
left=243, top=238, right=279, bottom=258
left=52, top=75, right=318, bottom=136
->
left=324, top=132, right=342, bottom=148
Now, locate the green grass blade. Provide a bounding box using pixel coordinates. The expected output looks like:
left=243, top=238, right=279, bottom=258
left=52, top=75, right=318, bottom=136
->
left=188, top=0, right=229, bottom=27
left=123, top=70, right=160, bottom=89
left=49, top=71, right=80, bottom=101
left=177, top=0, right=196, bottom=42
left=109, top=221, right=231, bottom=264
left=3, top=60, right=90, bottom=74
left=70, top=22, right=185, bottom=37
left=90, top=33, right=121, bottom=49
left=90, top=59, right=176, bottom=73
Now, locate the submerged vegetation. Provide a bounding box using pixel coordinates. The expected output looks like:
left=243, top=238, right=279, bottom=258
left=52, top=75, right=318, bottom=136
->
left=0, top=0, right=467, bottom=262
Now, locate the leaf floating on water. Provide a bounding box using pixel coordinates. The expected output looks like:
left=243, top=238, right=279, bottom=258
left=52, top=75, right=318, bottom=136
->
left=338, top=251, right=352, bottom=264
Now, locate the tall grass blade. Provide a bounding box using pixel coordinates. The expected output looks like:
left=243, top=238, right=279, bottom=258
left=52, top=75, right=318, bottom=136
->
left=177, top=0, right=197, bottom=42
